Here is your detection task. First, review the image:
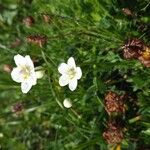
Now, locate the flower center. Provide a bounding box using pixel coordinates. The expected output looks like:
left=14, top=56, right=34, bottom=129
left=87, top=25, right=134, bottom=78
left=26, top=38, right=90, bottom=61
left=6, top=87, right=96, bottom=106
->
left=67, top=68, right=76, bottom=79
left=20, top=66, right=31, bottom=79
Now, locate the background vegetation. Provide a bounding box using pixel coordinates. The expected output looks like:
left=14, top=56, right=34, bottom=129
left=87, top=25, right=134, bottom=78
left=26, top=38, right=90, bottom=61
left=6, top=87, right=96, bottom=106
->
left=0, top=0, right=150, bottom=149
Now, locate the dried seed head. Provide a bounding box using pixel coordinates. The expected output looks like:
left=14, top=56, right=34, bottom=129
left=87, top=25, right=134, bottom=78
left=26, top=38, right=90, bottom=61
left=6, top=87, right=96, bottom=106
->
left=12, top=102, right=24, bottom=113
left=122, top=38, right=150, bottom=67
left=122, top=8, right=133, bottom=16
left=43, top=14, right=52, bottom=23
left=3, top=64, right=12, bottom=73
left=122, top=38, right=144, bottom=59
left=27, top=35, right=47, bottom=47
left=104, top=91, right=126, bottom=115
left=103, top=121, right=123, bottom=144
left=23, top=16, right=34, bottom=27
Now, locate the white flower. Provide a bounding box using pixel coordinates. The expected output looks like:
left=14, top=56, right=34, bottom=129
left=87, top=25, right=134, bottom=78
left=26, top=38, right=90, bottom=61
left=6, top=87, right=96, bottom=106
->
left=58, top=57, right=82, bottom=91
left=63, top=98, right=72, bottom=108
left=11, top=54, right=37, bottom=93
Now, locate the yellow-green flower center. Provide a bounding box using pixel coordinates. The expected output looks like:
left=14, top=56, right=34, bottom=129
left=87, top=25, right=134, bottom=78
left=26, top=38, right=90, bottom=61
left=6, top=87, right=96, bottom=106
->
left=20, top=66, right=31, bottom=79
left=67, top=68, right=76, bottom=79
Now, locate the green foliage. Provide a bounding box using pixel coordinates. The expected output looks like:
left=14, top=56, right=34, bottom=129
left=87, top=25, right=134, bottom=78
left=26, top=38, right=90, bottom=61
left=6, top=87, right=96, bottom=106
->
left=0, top=0, right=150, bottom=149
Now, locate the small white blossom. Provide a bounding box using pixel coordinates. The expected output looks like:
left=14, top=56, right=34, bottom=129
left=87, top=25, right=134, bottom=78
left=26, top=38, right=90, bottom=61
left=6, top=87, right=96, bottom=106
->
left=58, top=57, right=82, bottom=91
left=11, top=54, right=37, bottom=93
left=63, top=98, right=72, bottom=108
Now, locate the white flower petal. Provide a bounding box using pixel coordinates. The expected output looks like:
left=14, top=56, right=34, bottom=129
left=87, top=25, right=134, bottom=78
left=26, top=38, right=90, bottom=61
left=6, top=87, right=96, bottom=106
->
left=21, top=81, right=32, bottom=93
left=76, top=67, right=82, bottom=80
left=58, top=63, right=68, bottom=74
left=59, top=75, right=69, bottom=86
left=14, top=54, right=26, bottom=67
left=69, top=79, right=77, bottom=91
left=11, top=67, right=24, bottom=83
left=25, top=55, right=34, bottom=68
left=29, top=74, right=37, bottom=85
left=67, top=57, right=76, bottom=68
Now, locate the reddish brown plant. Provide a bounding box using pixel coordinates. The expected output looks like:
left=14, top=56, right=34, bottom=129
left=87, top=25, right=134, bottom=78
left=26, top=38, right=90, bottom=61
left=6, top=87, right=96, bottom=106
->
left=3, top=64, right=12, bottom=73
left=23, top=16, right=34, bottom=27
left=12, top=102, right=24, bottom=114
left=122, top=38, right=150, bottom=67
left=27, top=35, right=47, bottom=47
left=104, top=91, right=126, bottom=115
left=103, top=120, right=124, bottom=144
left=122, top=38, right=144, bottom=59
left=122, top=8, right=133, bottom=16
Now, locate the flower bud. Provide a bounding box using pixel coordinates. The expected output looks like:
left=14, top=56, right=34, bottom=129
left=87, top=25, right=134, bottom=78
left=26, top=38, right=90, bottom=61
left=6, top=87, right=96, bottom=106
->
left=0, top=133, right=3, bottom=138
left=63, top=98, right=72, bottom=108
left=36, top=70, right=45, bottom=79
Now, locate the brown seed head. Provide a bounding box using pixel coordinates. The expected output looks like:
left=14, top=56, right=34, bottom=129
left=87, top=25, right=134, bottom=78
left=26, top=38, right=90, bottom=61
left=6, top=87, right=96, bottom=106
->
left=122, top=8, right=133, bottom=16
left=27, top=35, right=47, bottom=47
left=123, top=38, right=144, bottom=59
left=104, top=91, right=126, bottom=114
left=12, top=102, right=24, bottom=113
left=103, top=121, right=123, bottom=144
left=23, top=16, right=34, bottom=27
left=3, top=64, right=12, bottom=73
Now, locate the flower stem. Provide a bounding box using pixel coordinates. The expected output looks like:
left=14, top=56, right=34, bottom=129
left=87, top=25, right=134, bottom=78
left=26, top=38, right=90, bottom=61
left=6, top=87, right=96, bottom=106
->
left=129, top=115, right=142, bottom=124
left=71, top=108, right=81, bottom=119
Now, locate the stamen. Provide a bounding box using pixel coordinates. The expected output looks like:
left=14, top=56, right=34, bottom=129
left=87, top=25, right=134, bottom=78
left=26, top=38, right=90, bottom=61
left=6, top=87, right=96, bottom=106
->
left=67, top=68, right=76, bottom=79
left=20, top=66, right=30, bottom=79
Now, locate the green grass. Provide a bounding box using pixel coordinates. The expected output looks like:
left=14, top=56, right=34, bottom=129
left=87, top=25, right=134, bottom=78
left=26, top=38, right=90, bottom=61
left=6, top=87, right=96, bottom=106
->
left=0, top=0, right=150, bottom=149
